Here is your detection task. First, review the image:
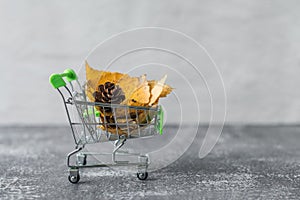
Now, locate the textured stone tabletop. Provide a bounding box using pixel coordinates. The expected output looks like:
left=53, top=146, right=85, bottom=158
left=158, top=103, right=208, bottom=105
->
left=1, top=125, right=300, bottom=199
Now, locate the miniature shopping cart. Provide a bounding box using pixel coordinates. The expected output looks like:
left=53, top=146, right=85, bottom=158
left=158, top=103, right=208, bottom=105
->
left=49, top=69, right=164, bottom=183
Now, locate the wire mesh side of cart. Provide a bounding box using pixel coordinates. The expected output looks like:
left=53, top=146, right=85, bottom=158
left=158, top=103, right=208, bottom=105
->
left=51, top=69, right=163, bottom=146
left=67, top=99, right=161, bottom=145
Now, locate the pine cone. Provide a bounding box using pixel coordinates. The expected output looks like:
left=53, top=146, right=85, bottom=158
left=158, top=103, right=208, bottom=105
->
left=93, top=82, right=125, bottom=108
left=93, top=82, right=125, bottom=132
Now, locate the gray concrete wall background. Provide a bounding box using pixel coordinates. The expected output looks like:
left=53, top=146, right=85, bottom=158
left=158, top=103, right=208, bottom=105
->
left=0, top=0, right=299, bottom=125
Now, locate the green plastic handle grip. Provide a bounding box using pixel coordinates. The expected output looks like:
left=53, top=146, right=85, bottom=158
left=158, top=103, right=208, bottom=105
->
left=157, top=106, right=164, bottom=135
left=83, top=107, right=101, bottom=118
left=49, top=69, right=77, bottom=89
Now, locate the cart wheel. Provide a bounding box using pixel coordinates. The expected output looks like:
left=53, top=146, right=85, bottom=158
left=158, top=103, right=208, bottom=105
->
left=137, top=172, right=148, bottom=180
left=68, top=174, right=80, bottom=184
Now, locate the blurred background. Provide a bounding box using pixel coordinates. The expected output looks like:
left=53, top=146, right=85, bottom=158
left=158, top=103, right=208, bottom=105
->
left=0, top=0, right=299, bottom=125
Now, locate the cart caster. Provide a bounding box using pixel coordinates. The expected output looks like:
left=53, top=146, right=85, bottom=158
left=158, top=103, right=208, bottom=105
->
left=68, top=174, right=80, bottom=184
left=68, top=168, right=80, bottom=184
left=137, top=172, right=148, bottom=180
left=76, top=153, right=87, bottom=166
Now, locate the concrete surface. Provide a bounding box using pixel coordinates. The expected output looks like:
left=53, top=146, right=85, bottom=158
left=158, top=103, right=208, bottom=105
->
left=1, top=125, right=300, bottom=199
left=1, top=0, right=300, bottom=124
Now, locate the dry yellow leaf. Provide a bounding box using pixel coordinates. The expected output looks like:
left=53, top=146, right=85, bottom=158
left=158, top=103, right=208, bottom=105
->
left=148, top=80, right=173, bottom=98
left=148, top=75, right=167, bottom=106
left=129, top=83, right=150, bottom=105
left=116, top=76, right=140, bottom=104
left=85, top=61, right=102, bottom=91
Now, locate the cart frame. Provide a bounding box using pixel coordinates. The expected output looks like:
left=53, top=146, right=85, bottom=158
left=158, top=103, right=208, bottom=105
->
left=49, top=69, right=163, bottom=183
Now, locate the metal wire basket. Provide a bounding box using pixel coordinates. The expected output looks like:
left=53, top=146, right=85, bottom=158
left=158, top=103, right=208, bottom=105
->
left=70, top=99, right=162, bottom=145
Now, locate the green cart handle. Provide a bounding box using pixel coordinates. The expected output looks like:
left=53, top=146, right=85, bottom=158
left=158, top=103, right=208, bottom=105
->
left=157, top=106, right=164, bottom=135
left=49, top=69, right=77, bottom=89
